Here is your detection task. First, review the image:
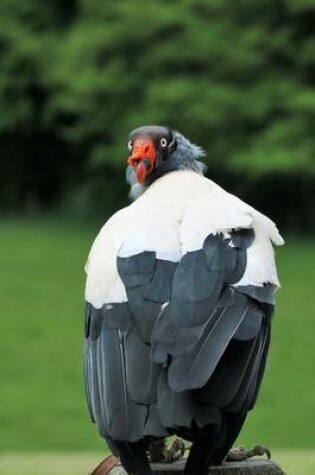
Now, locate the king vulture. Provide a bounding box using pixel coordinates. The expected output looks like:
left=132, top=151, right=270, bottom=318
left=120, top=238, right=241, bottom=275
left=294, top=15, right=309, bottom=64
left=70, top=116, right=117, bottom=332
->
left=84, top=125, right=283, bottom=475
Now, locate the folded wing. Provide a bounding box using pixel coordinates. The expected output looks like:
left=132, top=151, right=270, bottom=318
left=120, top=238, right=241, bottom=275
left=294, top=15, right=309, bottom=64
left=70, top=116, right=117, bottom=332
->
left=84, top=171, right=283, bottom=440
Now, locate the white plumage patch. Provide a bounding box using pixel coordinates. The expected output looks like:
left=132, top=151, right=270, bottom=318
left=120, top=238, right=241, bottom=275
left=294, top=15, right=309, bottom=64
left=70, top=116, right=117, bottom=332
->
left=85, top=171, right=283, bottom=308
left=118, top=199, right=181, bottom=262
left=85, top=208, right=129, bottom=308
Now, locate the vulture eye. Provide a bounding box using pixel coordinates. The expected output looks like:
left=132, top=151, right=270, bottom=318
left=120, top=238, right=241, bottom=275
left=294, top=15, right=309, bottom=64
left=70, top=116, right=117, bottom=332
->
left=127, top=140, right=133, bottom=151
left=160, top=138, right=168, bottom=148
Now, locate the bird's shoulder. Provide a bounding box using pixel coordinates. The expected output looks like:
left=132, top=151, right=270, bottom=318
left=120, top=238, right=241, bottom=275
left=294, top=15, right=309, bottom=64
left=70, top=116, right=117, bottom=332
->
left=85, top=171, right=283, bottom=307
left=87, top=170, right=283, bottom=269
left=144, top=170, right=283, bottom=249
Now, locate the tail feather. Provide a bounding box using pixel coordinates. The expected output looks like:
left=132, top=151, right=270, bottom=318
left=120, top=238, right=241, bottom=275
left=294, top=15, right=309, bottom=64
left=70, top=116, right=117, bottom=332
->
left=107, top=437, right=152, bottom=475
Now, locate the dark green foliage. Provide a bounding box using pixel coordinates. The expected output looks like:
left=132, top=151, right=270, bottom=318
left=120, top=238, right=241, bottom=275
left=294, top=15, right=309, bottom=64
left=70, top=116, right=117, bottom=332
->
left=0, top=0, right=77, bottom=212
left=0, top=0, right=314, bottom=225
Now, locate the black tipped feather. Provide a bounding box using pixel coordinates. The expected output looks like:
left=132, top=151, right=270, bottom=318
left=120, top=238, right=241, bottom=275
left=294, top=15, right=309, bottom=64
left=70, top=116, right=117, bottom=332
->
left=194, top=337, right=257, bottom=408
left=236, top=283, right=276, bottom=305
left=167, top=297, right=249, bottom=392
left=231, top=228, right=255, bottom=249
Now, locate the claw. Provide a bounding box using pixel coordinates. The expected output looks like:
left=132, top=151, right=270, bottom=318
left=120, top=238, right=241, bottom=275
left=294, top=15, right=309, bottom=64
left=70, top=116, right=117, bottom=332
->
left=226, top=444, right=272, bottom=462
left=149, top=437, right=186, bottom=463
left=170, top=437, right=186, bottom=462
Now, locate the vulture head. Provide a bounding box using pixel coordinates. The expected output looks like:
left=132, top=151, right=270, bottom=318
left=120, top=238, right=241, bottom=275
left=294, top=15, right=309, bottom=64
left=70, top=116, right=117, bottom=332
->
left=126, top=125, right=207, bottom=199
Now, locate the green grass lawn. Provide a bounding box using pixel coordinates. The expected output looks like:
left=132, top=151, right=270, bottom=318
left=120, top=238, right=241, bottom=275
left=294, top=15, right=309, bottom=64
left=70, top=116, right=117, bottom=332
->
left=0, top=220, right=314, bottom=455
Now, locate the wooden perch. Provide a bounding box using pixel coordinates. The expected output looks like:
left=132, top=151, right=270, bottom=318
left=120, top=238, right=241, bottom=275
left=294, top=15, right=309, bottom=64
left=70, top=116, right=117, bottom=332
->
left=149, top=459, right=286, bottom=474
left=91, top=457, right=286, bottom=475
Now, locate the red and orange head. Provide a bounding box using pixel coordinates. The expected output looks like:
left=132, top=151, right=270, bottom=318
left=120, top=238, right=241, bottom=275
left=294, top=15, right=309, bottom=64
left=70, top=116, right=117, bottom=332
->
left=126, top=125, right=177, bottom=184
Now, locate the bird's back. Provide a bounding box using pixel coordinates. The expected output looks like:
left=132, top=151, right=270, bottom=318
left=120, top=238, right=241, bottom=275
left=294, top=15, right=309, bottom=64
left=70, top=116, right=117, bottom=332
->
left=86, top=170, right=282, bottom=309
left=84, top=127, right=283, bottom=474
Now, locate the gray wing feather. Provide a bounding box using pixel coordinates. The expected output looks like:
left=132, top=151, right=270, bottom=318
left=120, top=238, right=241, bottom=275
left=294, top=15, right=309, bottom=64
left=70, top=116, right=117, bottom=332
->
left=167, top=293, right=249, bottom=391
left=84, top=227, right=275, bottom=441
left=84, top=303, right=149, bottom=441
left=152, top=230, right=257, bottom=391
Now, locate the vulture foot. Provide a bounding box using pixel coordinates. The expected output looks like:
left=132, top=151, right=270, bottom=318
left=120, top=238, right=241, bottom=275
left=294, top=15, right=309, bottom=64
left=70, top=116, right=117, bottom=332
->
left=149, top=437, right=186, bottom=463
left=226, top=444, right=271, bottom=462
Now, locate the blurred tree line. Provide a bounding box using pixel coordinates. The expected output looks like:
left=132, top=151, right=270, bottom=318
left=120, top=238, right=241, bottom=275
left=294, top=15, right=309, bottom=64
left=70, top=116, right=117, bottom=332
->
left=0, top=0, right=314, bottom=231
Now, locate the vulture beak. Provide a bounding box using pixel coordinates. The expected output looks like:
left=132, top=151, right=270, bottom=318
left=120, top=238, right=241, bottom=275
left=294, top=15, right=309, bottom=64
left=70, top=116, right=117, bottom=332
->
left=127, top=138, right=156, bottom=183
